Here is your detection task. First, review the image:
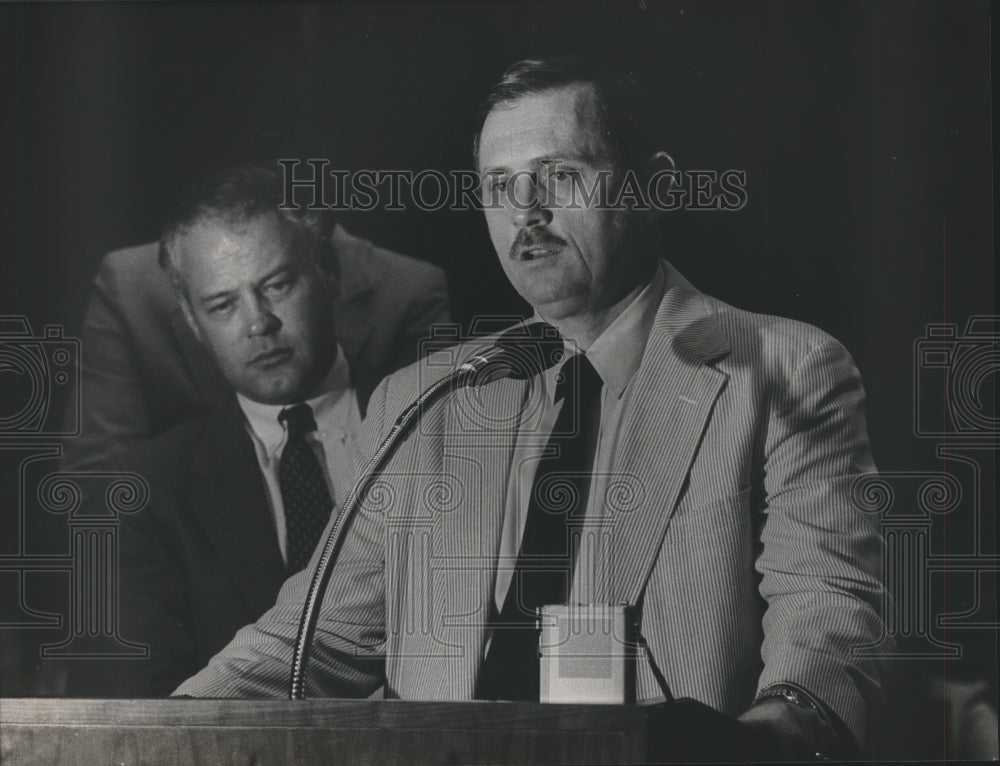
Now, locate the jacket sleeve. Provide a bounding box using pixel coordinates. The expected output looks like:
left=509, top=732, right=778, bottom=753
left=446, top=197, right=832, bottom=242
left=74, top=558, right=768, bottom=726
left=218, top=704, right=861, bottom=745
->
left=61, top=254, right=156, bottom=472
left=754, top=337, right=890, bottom=746
left=65, top=466, right=197, bottom=697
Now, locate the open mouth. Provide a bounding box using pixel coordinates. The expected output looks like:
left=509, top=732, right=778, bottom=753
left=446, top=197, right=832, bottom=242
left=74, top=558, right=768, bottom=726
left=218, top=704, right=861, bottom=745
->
left=250, top=348, right=293, bottom=367
left=510, top=229, right=568, bottom=262
left=517, top=246, right=561, bottom=261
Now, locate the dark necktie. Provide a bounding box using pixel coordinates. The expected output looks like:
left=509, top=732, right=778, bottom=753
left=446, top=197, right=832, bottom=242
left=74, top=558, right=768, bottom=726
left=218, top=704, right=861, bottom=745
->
left=278, top=403, right=334, bottom=573
left=477, top=352, right=603, bottom=700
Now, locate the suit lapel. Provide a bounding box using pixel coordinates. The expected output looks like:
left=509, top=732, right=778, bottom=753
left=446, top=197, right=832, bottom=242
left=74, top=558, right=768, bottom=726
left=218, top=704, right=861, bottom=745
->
left=603, top=268, right=731, bottom=604
left=186, top=399, right=288, bottom=617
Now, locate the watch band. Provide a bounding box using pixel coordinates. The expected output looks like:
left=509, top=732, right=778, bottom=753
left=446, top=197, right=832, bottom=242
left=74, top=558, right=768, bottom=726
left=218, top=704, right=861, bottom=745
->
left=755, top=683, right=833, bottom=760
left=756, top=684, right=825, bottom=716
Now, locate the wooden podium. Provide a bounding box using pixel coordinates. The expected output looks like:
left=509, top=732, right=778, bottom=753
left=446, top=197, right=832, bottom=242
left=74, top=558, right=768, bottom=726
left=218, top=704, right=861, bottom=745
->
left=1, top=698, right=658, bottom=765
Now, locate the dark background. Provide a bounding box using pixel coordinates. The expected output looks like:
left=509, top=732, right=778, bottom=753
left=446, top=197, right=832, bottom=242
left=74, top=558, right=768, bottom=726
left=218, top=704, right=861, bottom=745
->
left=0, top=0, right=994, bottom=757
left=0, top=1, right=993, bottom=464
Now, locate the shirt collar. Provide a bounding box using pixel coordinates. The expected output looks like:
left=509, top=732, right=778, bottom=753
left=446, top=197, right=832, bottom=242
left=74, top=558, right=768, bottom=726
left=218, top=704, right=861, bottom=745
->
left=237, top=344, right=352, bottom=456
left=534, top=261, right=665, bottom=400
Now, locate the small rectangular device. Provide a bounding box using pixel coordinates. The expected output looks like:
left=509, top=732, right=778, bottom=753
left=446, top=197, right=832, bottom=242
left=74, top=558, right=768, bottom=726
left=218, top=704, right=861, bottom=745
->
left=538, top=603, right=636, bottom=704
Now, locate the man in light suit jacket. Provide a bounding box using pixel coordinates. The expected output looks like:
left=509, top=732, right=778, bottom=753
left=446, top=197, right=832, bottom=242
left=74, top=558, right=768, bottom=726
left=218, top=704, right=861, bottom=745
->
left=67, top=164, right=448, bottom=696
left=177, top=58, right=889, bottom=760
left=62, top=190, right=449, bottom=472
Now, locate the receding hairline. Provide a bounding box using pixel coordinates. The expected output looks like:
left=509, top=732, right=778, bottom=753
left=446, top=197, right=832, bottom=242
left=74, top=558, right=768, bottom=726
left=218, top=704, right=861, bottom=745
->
left=471, top=55, right=659, bottom=178
left=474, top=81, right=630, bottom=173
left=160, top=208, right=313, bottom=297
left=476, top=82, right=616, bottom=167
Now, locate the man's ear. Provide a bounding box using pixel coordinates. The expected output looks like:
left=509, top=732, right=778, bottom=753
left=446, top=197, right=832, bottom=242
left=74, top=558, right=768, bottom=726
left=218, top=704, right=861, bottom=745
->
left=640, top=150, right=677, bottom=215
left=644, top=149, right=676, bottom=179
left=179, top=295, right=203, bottom=343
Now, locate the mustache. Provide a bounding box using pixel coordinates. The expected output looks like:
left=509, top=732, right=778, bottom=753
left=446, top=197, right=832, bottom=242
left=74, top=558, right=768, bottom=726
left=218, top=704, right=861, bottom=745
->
left=509, top=229, right=567, bottom=259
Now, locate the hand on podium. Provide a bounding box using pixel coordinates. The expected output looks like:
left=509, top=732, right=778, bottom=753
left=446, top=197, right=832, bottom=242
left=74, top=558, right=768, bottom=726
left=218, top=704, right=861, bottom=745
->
left=738, top=697, right=840, bottom=761
left=645, top=697, right=848, bottom=762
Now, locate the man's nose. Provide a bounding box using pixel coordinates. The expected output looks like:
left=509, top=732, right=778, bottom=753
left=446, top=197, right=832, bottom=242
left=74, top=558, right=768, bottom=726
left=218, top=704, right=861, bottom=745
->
left=244, top=296, right=280, bottom=337
left=510, top=172, right=553, bottom=228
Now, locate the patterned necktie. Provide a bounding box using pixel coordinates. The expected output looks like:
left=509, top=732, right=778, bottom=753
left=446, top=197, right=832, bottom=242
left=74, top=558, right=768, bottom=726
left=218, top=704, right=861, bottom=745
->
left=478, top=352, right=603, bottom=700
left=278, top=403, right=334, bottom=573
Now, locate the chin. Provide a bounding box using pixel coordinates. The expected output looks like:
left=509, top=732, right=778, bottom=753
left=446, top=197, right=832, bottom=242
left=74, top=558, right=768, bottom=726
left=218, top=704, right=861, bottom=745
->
left=252, top=378, right=306, bottom=405
left=530, top=295, right=589, bottom=322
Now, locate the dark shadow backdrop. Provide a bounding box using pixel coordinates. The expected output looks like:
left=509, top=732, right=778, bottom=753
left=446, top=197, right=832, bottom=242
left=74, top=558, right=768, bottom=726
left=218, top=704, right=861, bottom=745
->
left=0, top=1, right=995, bottom=757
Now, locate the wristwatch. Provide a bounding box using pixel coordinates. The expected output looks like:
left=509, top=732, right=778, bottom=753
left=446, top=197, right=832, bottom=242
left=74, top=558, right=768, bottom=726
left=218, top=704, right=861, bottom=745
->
left=755, top=683, right=833, bottom=760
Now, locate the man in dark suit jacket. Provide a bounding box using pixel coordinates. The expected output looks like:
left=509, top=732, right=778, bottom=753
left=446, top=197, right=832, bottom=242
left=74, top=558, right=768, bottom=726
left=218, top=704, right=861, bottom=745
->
left=67, top=164, right=448, bottom=696
left=62, top=211, right=449, bottom=472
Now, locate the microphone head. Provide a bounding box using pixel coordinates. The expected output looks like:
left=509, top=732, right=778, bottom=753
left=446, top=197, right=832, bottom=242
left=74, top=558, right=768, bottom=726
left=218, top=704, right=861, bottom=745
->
left=458, top=322, right=565, bottom=387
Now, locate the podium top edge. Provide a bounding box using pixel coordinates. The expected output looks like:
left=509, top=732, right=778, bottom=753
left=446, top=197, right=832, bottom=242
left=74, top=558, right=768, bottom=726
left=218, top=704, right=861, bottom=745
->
left=0, top=697, right=653, bottom=732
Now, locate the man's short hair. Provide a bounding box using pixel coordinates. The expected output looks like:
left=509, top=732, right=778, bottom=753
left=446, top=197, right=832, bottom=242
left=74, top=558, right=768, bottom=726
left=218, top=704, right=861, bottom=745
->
left=472, top=55, right=657, bottom=173
left=158, top=163, right=337, bottom=296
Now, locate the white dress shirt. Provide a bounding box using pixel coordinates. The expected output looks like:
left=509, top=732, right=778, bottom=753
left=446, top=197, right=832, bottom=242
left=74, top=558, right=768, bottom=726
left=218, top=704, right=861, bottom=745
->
left=237, top=346, right=361, bottom=566
left=495, top=262, right=667, bottom=608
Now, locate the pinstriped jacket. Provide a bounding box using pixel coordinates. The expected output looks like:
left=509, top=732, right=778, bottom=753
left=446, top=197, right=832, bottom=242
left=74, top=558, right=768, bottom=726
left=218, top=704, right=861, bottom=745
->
left=176, top=261, right=888, bottom=746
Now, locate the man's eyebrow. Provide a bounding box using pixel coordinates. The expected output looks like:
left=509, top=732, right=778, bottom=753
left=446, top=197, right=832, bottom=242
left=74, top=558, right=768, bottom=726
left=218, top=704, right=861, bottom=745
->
left=258, top=263, right=296, bottom=284
left=479, top=163, right=509, bottom=175
left=536, top=151, right=598, bottom=165
left=199, top=288, right=234, bottom=306
left=480, top=152, right=600, bottom=173
left=197, top=263, right=297, bottom=305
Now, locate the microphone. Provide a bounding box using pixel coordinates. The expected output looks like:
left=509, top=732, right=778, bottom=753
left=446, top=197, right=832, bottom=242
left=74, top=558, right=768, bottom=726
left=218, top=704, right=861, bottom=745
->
left=288, top=321, right=564, bottom=700
left=455, top=320, right=565, bottom=386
